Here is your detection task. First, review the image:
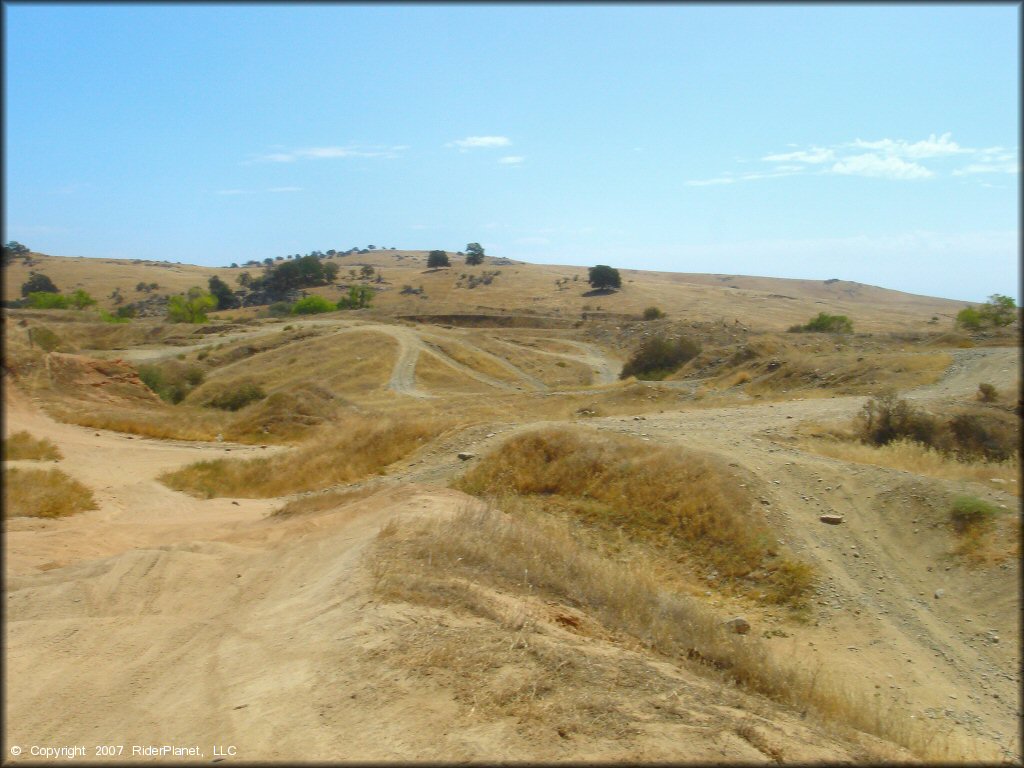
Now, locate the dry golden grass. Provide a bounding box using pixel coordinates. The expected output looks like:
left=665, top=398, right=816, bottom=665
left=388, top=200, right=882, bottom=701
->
left=425, top=338, right=521, bottom=383
left=4, top=467, right=97, bottom=518
left=193, top=328, right=395, bottom=400
left=44, top=401, right=241, bottom=443
left=2, top=431, right=62, bottom=461
left=370, top=503, right=978, bottom=761
left=7, top=250, right=975, bottom=333
left=799, top=438, right=1020, bottom=495
left=414, top=351, right=493, bottom=393
left=454, top=427, right=814, bottom=606
left=160, top=412, right=452, bottom=498
left=743, top=351, right=951, bottom=396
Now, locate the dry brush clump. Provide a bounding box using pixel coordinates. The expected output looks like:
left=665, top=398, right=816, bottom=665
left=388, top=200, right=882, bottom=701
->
left=2, top=430, right=62, bottom=461
left=455, top=427, right=814, bottom=606
left=370, top=503, right=966, bottom=761
left=857, top=392, right=1019, bottom=463
left=160, top=412, right=451, bottom=498
left=4, top=467, right=97, bottom=518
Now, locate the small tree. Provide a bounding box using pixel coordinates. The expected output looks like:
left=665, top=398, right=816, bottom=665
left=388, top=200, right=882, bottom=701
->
left=427, top=250, right=450, bottom=269
left=3, top=241, right=30, bottom=265
left=337, top=285, right=374, bottom=309
left=21, top=273, right=58, bottom=296
left=979, top=294, right=1017, bottom=327
left=465, top=242, right=485, bottom=265
left=167, top=288, right=216, bottom=323
left=360, top=265, right=375, bottom=279
left=588, top=265, right=622, bottom=291
left=208, top=275, right=239, bottom=309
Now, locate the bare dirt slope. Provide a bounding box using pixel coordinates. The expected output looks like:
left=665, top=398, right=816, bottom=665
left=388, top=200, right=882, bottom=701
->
left=5, top=340, right=1019, bottom=762
left=5, top=389, right=905, bottom=763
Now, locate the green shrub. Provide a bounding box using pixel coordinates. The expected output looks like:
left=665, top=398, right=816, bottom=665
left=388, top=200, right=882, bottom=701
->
left=978, top=383, right=998, bottom=402
left=949, top=496, right=998, bottom=535
left=267, top=301, right=293, bottom=317
left=337, top=285, right=374, bottom=309
left=642, top=306, right=665, bottom=320
left=26, top=292, right=70, bottom=309
left=790, top=312, right=853, bottom=333
left=98, top=310, right=130, bottom=323
left=167, top=289, right=216, bottom=323
left=69, top=289, right=97, bottom=309
left=620, top=334, right=700, bottom=380
left=956, top=307, right=983, bottom=330
left=208, top=382, right=266, bottom=411
left=291, top=295, right=335, bottom=315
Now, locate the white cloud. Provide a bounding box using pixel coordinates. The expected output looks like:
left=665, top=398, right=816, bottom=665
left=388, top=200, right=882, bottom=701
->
left=762, top=147, right=835, bottom=164
left=251, top=145, right=405, bottom=163
left=216, top=186, right=303, bottom=195
left=850, top=132, right=970, bottom=159
left=831, top=153, right=934, bottom=179
left=447, top=135, right=511, bottom=150
left=952, top=161, right=1020, bottom=176
left=685, top=176, right=736, bottom=187
left=692, top=133, right=1014, bottom=186
left=498, top=156, right=525, bottom=165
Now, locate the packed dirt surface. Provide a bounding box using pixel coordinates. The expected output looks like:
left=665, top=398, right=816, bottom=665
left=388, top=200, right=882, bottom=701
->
left=4, top=337, right=1019, bottom=762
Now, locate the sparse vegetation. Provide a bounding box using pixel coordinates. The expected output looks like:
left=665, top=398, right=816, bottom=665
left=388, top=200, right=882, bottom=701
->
left=620, top=334, right=700, bottom=380
left=336, top=284, right=374, bottom=309
left=4, top=467, right=97, bottom=518
left=977, top=382, right=998, bottom=402
left=642, top=306, right=665, bottom=320
left=455, top=427, right=814, bottom=605
left=2, top=431, right=62, bottom=461
left=957, top=294, right=1017, bottom=330
left=137, top=361, right=206, bottom=404
left=205, top=382, right=266, bottom=411
left=160, top=413, right=448, bottom=498
left=789, top=312, right=853, bottom=333
left=855, top=392, right=1019, bottom=463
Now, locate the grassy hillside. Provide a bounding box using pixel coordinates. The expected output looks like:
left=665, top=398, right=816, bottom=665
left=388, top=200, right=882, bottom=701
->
left=4, top=250, right=972, bottom=333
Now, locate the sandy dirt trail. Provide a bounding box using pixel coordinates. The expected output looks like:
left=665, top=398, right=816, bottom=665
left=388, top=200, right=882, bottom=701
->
left=583, top=346, right=1021, bottom=757
left=4, top=345, right=1019, bottom=762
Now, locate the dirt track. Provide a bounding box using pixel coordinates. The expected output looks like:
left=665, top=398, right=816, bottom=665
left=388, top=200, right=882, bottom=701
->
left=4, top=345, right=1019, bottom=762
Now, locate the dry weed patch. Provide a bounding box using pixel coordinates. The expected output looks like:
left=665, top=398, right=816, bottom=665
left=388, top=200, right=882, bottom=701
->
left=2, top=431, right=62, bottom=461
left=370, top=504, right=967, bottom=761
left=454, top=427, right=814, bottom=606
left=800, top=438, right=1019, bottom=494
left=161, top=413, right=450, bottom=498
left=4, top=467, right=97, bottom=518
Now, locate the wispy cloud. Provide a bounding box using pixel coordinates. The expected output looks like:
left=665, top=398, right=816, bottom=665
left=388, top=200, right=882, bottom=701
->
left=249, top=145, right=406, bottom=163
left=689, top=133, right=1017, bottom=185
left=216, top=186, right=303, bottom=195
left=831, top=153, right=933, bottom=179
left=762, top=147, right=835, bottom=164
left=498, top=155, right=525, bottom=165
left=447, top=135, right=511, bottom=150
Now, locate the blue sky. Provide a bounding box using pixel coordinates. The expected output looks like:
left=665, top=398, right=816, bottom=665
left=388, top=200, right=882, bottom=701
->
left=4, top=3, right=1019, bottom=302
